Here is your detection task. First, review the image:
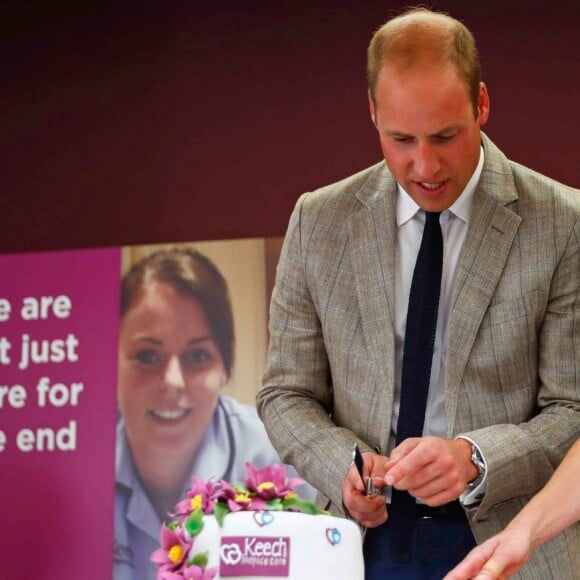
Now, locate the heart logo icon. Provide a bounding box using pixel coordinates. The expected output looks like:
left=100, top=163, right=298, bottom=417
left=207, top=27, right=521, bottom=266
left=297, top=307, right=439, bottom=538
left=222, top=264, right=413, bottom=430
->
left=325, top=527, right=342, bottom=546
left=253, top=510, right=274, bottom=527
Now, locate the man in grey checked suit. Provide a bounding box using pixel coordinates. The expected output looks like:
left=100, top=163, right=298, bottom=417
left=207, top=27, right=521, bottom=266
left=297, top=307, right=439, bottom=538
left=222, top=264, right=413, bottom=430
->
left=257, top=7, right=579, bottom=579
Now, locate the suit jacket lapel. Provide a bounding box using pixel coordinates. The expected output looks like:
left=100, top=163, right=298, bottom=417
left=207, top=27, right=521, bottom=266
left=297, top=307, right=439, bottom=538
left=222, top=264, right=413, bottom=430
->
left=347, top=164, right=397, bottom=447
left=446, top=135, right=522, bottom=434
left=341, top=138, right=523, bottom=441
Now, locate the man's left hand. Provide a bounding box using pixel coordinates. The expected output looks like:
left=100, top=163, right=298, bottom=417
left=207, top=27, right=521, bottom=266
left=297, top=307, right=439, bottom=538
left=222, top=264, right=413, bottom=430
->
left=383, top=436, right=478, bottom=506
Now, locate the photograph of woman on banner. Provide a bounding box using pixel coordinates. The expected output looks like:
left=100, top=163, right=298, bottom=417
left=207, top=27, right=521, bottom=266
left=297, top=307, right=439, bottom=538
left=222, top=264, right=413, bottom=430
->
left=113, top=247, right=315, bottom=580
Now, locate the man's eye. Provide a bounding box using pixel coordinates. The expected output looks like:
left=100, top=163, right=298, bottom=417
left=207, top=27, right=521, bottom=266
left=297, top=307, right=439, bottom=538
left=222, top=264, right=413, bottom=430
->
left=393, top=135, right=412, bottom=143
left=435, top=133, right=455, bottom=142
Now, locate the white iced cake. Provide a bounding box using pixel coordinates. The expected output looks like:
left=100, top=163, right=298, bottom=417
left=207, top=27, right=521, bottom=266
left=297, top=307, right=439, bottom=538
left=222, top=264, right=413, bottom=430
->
left=151, top=463, right=364, bottom=579
left=193, top=511, right=364, bottom=579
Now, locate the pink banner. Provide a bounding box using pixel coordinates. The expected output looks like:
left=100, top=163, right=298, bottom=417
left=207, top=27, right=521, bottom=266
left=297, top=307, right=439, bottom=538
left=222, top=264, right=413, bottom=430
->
left=0, top=247, right=121, bottom=578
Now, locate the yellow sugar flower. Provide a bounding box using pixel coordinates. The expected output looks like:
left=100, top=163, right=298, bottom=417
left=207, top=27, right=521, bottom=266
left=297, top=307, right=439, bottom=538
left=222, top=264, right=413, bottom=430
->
left=190, top=494, right=203, bottom=511
left=235, top=492, right=251, bottom=503
left=168, top=544, right=184, bottom=564
left=257, top=481, right=276, bottom=493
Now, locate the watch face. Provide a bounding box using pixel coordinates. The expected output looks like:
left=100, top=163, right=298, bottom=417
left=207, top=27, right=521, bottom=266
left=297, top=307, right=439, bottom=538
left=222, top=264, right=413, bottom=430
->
left=471, top=447, right=485, bottom=481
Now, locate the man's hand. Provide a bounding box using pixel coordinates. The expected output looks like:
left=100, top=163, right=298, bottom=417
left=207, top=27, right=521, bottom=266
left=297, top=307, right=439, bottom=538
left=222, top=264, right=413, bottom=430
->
left=341, top=451, right=388, bottom=527
left=384, top=436, right=477, bottom=506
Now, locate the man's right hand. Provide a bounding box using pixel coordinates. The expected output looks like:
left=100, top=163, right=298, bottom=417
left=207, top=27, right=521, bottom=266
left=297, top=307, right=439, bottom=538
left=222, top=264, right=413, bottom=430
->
left=341, top=451, right=389, bottom=527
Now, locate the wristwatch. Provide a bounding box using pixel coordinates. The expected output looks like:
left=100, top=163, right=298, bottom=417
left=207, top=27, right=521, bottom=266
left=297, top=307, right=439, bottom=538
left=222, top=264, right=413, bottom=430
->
left=456, top=435, right=486, bottom=489
left=467, top=442, right=486, bottom=489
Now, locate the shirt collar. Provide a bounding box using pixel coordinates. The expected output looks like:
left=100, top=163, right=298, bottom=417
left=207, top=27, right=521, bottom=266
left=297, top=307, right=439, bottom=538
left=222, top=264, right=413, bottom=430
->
left=116, top=418, right=134, bottom=490
left=396, top=145, right=484, bottom=226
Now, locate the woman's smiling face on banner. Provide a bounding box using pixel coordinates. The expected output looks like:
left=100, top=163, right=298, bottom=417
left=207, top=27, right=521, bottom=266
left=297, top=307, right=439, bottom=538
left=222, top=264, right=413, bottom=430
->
left=118, top=281, right=227, bottom=456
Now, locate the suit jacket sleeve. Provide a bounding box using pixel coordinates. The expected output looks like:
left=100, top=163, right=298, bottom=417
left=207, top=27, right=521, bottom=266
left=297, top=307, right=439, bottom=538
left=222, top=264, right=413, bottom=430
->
left=474, top=219, right=578, bottom=509
left=452, top=165, right=580, bottom=518
left=257, top=191, right=359, bottom=512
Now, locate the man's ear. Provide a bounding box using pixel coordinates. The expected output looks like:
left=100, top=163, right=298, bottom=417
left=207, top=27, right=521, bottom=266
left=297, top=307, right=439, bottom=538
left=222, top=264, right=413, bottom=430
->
left=477, top=82, right=490, bottom=126
left=368, top=89, right=378, bottom=127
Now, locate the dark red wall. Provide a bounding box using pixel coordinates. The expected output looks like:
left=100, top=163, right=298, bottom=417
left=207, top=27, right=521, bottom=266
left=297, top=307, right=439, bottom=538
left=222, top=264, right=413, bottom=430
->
left=2, top=1, right=578, bottom=253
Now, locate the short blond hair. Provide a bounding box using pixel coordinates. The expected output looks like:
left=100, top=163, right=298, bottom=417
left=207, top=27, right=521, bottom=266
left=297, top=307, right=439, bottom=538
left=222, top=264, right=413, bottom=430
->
left=367, top=7, right=481, bottom=117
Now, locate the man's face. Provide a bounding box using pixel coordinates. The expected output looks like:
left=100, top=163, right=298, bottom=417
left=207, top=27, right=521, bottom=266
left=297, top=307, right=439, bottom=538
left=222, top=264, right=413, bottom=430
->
left=370, top=61, right=489, bottom=212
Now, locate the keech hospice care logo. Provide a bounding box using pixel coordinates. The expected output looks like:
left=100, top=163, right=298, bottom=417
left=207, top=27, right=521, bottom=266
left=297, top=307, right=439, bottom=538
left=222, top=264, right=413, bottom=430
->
left=220, top=535, right=290, bottom=577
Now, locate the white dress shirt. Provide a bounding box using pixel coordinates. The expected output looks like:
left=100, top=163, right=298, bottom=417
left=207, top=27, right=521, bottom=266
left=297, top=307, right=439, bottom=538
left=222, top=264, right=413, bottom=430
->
left=389, top=146, right=486, bottom=504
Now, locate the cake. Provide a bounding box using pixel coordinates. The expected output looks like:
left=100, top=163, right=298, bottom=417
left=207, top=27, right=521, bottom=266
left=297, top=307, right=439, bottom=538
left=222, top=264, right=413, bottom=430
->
left=151, top=463, right=364, bottom=579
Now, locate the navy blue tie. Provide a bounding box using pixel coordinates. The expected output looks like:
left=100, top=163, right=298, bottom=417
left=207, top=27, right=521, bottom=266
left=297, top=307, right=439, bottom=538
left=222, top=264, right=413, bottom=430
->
left=390, top=211, right=443, bottom=561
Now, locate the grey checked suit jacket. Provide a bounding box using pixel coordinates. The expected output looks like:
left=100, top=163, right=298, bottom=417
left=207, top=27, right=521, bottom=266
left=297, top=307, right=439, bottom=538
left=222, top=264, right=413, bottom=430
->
left=257, top=133, right=579, bottom=578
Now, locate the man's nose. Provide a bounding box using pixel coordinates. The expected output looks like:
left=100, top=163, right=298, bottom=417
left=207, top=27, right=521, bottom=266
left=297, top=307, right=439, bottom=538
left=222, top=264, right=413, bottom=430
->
left=414, top=142, right=441, bottom=179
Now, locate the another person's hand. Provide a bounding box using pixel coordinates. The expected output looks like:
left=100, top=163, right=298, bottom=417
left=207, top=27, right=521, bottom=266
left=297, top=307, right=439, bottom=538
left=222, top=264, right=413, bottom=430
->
left=384, top=436, right=476, bottom=506
left=445, top=438, right=580, bottom=578
left=443, top=524, right=533, bottom=579
left=341, top=451, right=388, bottom=528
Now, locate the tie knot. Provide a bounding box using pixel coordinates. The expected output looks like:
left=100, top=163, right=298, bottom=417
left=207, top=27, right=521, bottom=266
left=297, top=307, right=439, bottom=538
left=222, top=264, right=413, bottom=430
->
left=425, top=211, right=441, bottom=225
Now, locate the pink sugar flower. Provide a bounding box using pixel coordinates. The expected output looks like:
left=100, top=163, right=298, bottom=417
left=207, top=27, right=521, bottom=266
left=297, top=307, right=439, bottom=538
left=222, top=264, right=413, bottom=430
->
left=158, top=571, right=184, bottom=580
left=158, top=564, right=218, bottom=580
left=244, top=463, right=304, bottom=500
left=174, top=477, right=221, bottom=518
left=180, top=563, right=218, bottom=580
left=151, top=524, right=192, bottom=573
left=215, top=480, right=268, bottom=512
